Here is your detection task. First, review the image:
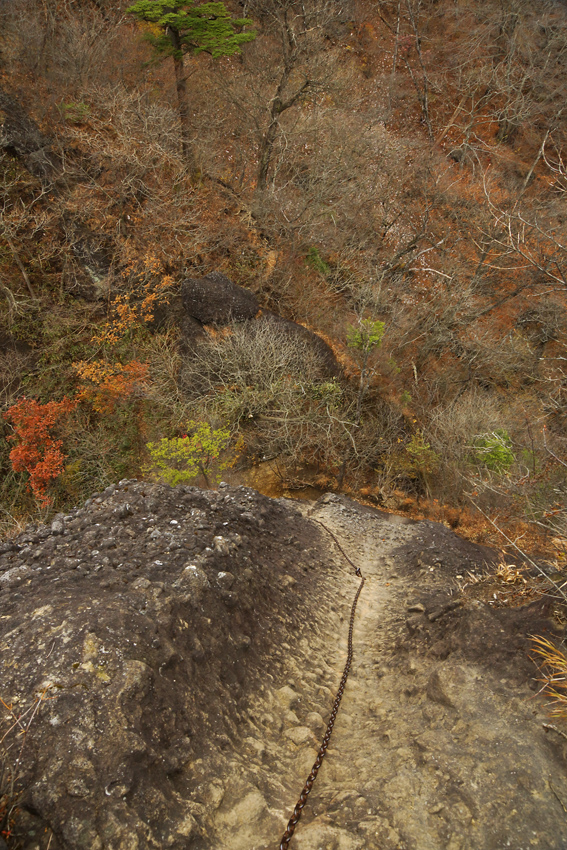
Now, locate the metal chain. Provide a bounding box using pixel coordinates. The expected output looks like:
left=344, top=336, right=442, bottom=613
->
left=278, top=520, right=365, bottom=850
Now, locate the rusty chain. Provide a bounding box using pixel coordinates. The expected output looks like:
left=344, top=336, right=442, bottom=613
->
left=278, top=519, right=365, bottom=850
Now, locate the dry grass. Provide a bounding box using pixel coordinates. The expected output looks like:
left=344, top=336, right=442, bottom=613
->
left=531, top=636, right=567, bottom=720
left=453, top=551, right=567, bottom=613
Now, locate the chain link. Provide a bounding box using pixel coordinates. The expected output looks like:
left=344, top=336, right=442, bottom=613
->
left=278, top=520, right=365, bottom=850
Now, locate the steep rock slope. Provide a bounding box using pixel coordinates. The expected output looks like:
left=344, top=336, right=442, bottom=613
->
left=0, top=484, right=565, bottom=850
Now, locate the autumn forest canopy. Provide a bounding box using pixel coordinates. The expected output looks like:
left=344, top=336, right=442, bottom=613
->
left=0, top=0, right=566, bottom=559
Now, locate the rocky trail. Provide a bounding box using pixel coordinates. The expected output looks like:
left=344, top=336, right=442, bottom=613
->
left=0, top=483, right=566, bottom=850
left=211, top=496, right=567, bottom=850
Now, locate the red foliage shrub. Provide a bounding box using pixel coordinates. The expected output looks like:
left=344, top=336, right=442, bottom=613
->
left=5, top=398, right=75, bottom=505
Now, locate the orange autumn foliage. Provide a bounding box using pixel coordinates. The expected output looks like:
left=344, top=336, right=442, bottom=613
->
left=94, top=252, right=175, bottom=345
left=73, top=360, right=150, bottom=414
left=6, top=397, right=75, bottom=505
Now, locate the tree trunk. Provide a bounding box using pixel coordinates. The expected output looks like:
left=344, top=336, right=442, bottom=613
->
left=257, top=116, right=280, bottom=191
left=167, top=26, right=199, bottom=180
left=354, top=350, right=370, bottom=427
left=255, top=20, right=297, bottom=193
left=256, top=74, right=311, bottom=192
left=336, top=457, right=347, bottom=491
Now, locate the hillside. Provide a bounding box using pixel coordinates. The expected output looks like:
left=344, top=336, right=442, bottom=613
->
left=1, top=4, right=567, bottom=843
left=0, top=0, right=565, bottom=559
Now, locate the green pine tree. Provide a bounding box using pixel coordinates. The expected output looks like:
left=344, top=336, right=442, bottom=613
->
left=127, top=1, right=255, bottom=176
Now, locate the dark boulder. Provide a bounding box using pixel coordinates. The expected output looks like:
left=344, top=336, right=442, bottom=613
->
left=179, top=271, right=340, bottom=376
left=181, top=272, right=259, bottom=325
left=0, top=88, right=60, bottom=181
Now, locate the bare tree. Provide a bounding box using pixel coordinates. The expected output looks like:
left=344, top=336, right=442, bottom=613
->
left=480, top=158, right=567, bottom=295
left=215, top=0, right=349, bottom=193
left=2, top=0, right=130, bottom=90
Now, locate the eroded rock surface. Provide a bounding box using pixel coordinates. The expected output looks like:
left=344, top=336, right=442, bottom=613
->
left=0, top=482, right=325, bottom=849
left=0, top=486, right=565, bottom=850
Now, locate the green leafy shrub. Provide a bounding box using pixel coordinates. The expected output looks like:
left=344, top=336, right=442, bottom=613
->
left=472, top=429, right=515, bottom=474
left=145, top=421, right=240, bottom=487
left=305, top=378, right=343, bottom=406
left=406, top=430, right=440, bottom=475
left=58, top=101, right=91, bottom=123
left=345, top=318, right=385, bottom=436
left=346, top=319, right=385, bottom=352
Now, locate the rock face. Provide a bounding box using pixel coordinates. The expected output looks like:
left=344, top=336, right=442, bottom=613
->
left=0, top=482, right=324, bottom=849
left=0, top=487, right=566, bottom=850
left=181, top=272, right=259, bottom=325
left=0, top=88, right=60, bottom=181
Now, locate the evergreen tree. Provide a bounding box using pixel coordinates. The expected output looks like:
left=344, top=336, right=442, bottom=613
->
left=127, top=1, right=255, bottom=175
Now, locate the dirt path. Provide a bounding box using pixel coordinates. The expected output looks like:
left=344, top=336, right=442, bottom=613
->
left=288, top=498, right=415, bottom=850
left=212, top=494, right=567, bottom=850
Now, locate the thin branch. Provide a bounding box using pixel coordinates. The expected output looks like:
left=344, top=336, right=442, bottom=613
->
left=4, top=236, right=37, bottom=300
left=468, top=498, right=567, bottom=605
left=542, top=426, right=567, bottom=470
left=550, top=779, right=567, bottom=815
left=513, top=128, right=550, bottom=210
left=543, top=723, right=567, bottom=741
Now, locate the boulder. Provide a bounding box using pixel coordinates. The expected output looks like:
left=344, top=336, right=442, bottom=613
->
left=181, top=272, right=259, bottom=325
left=259, top=310, right=340, bottom=377
left=0, top=88, right=60, bottom=181
left=180, top=272, right=340, bottom=377
left=0, top=482, right=322, bottom=849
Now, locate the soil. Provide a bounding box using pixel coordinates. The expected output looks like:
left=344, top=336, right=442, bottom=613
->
left=0, top=484, right=565, bottom=850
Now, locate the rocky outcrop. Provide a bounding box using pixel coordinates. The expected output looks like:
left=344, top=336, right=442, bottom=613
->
left=180, top=272, right=339, bottom=377
left=0, top=89, right=60, bottom=181
left=0, top=481, right=324, bottom=849
left=181, top=272, right=259, bottom=325
left=0, top=487, right=565, bottom=850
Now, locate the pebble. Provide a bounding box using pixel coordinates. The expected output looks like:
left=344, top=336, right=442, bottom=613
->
left=284, top=726, right=314, bottom=746
left=216, top=571, right=234, bottom=589
left=305, top=711, right=325, bottom=733
left=51, top=519, right=64, bottom=535
left=275, top=685, right=301, bottom=710
left=283, top=709, right=300, bottom=726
